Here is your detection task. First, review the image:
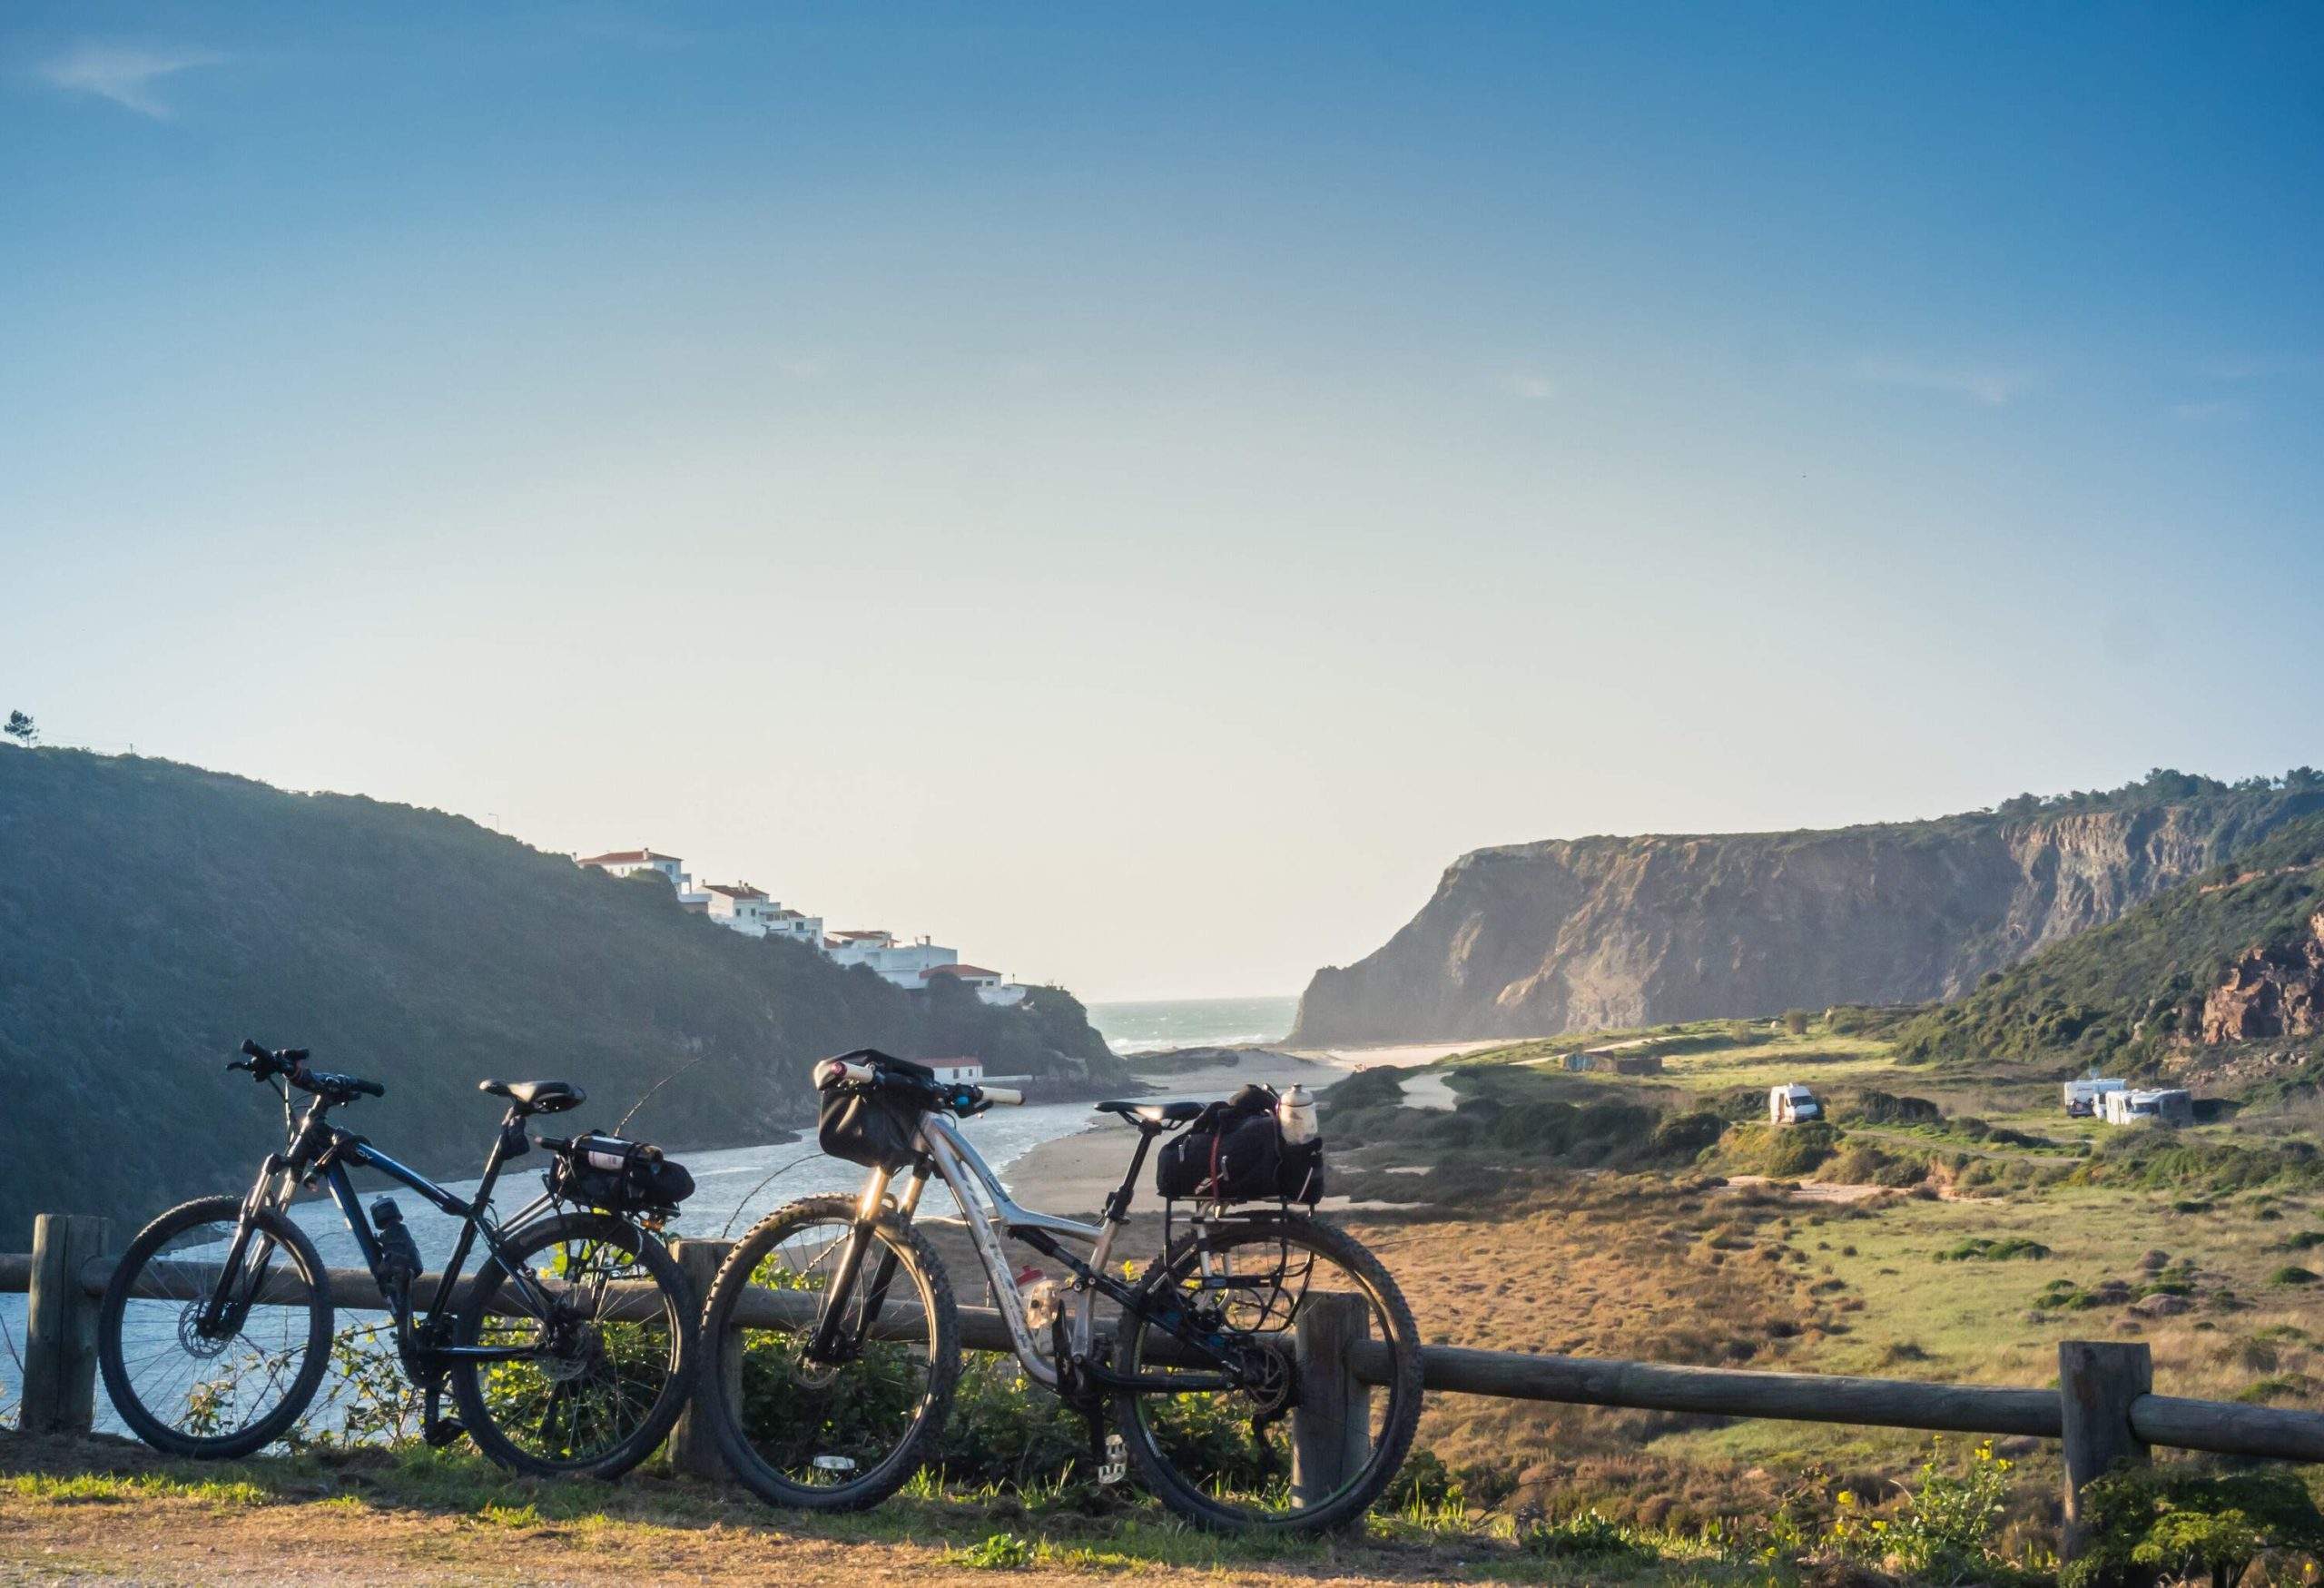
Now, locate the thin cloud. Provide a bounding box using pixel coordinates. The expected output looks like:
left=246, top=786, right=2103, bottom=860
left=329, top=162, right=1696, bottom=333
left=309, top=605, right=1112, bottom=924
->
left=2170, top=399, right=2248, bottom=423
left=1501, top=372, right=1556, bottom=401
left=2195, top=352, right=2322, bottom=383
left=40, top=42, right=225, bottom=118
left=1848, top=357, right=2035, bottom=407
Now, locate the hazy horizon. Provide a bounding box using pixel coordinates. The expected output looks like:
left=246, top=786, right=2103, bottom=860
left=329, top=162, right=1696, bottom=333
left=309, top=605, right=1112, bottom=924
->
left=6, top=4, right=2319, bottom=1001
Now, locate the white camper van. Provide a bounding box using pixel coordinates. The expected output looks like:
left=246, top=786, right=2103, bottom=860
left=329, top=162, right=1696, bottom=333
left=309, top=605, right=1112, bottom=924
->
left=2063, top=1078, right=2130, bottom=1117
left=1769, top=1083, right=1822, bottom=1125
left=2102, top=1088, right=2194, bottom=1127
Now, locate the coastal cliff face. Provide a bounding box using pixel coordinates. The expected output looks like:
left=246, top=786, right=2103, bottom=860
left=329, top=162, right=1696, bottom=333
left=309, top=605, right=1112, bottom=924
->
left=1292, top=796, right=2322, bottom=1044
left=2201, top=909, right=2324, bottom=1044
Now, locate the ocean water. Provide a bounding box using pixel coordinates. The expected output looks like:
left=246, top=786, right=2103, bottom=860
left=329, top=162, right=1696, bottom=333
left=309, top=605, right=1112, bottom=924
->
left=1087, top=994, right=1299, bottom=1055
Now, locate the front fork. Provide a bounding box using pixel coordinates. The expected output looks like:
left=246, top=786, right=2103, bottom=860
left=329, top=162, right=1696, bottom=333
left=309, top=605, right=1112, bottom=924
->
left=200, top=1157, right=299, bottom=1336
left=805, top=1164, right=930, bottom=1363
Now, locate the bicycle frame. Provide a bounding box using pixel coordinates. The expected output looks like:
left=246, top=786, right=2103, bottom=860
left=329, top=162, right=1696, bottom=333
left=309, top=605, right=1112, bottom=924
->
left=205, top=1097, right=567, bottom=1365
left=817, top=1110, right=1244, bottom=1396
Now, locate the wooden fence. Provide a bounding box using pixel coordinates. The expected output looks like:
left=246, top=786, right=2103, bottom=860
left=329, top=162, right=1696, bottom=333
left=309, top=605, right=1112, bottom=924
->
left=11, top=1213, right=2324, bottom=1559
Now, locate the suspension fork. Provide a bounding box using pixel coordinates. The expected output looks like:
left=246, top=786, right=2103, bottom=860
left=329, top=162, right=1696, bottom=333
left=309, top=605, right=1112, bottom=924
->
left=806, top=1166, right=897, bottom=1363
left=202, top=1157, right=294, bottom=1335
left=849, top=1163, right=929, bottom=1349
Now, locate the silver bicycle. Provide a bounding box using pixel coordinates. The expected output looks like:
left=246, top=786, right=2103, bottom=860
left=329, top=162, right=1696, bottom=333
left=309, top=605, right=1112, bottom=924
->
left=698, top=1053, right=1423, bottom=1531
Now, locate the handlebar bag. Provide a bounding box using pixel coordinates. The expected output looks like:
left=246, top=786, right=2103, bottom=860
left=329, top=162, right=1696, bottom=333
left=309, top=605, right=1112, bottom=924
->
left=817, top=1052, right=936, bottom=1170
left=1156, top=1084, right=1324, bottom=1205
left=549, top=1132, right=696, bottom=1214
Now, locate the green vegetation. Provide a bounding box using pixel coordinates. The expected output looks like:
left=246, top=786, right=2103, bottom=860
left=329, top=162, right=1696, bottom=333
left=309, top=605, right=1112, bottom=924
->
left=1895, top=809, right=2324, bottom=1070
left=2062, top=1465, right=2324, bottom=1588
left=0, top=748, right=1125, bottom=1244
left=1934, top=1236, right=2050, bottom=1262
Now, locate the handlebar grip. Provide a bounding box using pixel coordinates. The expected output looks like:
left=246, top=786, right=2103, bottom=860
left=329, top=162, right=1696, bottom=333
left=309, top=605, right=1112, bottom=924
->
left=351, top=1078, right=386, bottom=1098
left=240, top=1038, right=270, bottom=1060
left=816, top=1059, right=879, bottom=1089
left=978, top=1086, right=1024, bottom=1107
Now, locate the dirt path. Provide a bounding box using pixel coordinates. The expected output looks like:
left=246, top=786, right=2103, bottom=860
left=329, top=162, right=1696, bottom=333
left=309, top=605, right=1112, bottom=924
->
left=0, top=1435, right=1482, bottom=1588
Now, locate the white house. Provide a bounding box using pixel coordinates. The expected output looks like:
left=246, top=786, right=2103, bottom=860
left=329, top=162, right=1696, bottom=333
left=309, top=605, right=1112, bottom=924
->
left=579, top=848, right=711, bottom=910
left=922, top=963, right=1029, bottom=1007
left=923, top=1059, right=985, bottom=1085
left=764, top=906, right=825, bottom=947
left=578, top=848, right=687, bottom=887
left=825, top=930, right=961, bottom=989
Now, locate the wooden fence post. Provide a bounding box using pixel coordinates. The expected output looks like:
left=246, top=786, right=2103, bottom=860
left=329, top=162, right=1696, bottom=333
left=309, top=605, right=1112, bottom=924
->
left=666, top=1238, right=736, bottom=1480
left=1292, top=1292, right=1372, bottom=1509
left=2060, top=1339, right=2152, bottom=1561
left=21, top=1214, right=110, bottom=1436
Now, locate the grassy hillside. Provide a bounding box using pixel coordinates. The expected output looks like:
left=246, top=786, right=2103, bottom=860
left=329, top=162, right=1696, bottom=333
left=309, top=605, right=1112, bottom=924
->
left=1892, top=811, right=2324, bottom=1070
left=0, top=749, right=1124, bottom=1245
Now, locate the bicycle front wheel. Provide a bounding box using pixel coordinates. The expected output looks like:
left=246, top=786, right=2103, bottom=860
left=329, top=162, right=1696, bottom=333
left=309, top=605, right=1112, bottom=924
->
left=1113, top=1212, right=1423, bottom=1532
left=702, top=1195, right=960, bottom=1510
left=97, top=1196, right=335, bottom=1458
left=448, top=1212, right=696, bottom=1478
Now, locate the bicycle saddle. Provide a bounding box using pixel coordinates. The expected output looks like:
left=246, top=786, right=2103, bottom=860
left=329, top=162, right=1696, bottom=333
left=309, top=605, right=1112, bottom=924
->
left=479, top=1079, right=585, bottom=1114
left=1095, top=1099, right=1205, bottom=1128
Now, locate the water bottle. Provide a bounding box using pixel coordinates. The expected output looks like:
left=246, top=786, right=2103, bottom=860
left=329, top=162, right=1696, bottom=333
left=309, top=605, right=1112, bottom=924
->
left=370, top=1197, right=424, bottom=1292
left=1276, top=1084, right=1318, bottom=1146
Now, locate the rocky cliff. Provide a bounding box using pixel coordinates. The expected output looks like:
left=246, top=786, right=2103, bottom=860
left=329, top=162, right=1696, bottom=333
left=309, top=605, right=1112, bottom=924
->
left=1292, top=793, right=2324, bottom=1044
left=2201, top=909, right=2324, bottom=1044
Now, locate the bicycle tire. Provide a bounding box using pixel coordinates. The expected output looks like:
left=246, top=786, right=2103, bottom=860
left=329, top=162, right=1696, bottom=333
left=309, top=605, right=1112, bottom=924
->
left=1112, top=1211, right=1423, bottom=1532
left=447, top=1211, right=697, bottom=1479
left=97, top=1196, right=335, bottom=1459
left=702, top=1195, right=960, bottom=1511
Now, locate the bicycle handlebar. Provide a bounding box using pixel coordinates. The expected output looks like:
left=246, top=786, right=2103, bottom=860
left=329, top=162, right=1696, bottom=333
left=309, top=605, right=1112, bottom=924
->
left=230, top=1039, right=384, bottom=1101
left=814, top=1056, right=1020, bottom=1111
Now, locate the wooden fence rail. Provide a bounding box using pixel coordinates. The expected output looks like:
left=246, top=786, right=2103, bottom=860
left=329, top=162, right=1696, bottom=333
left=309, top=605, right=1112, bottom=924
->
left=10, top=1214, right=2324, bottom=1560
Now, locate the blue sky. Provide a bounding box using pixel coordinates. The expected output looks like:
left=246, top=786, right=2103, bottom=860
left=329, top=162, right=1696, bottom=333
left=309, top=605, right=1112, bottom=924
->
left=4, top=4, right=2319, bottom=1001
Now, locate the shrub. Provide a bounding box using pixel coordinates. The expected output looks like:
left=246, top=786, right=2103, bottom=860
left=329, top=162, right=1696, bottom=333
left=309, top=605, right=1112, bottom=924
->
left=1649, top=1110, right=1728, bottom=1160
left=1782, top=1009, right=1812, bottom=1035
left=2269, top=1266, right=2319, bottom=1287
left=1850, top=1090, right=1943, bottom=1127
left=1935, top=1237, right=2052, bottom=1263
left=2063, top=1465, right=2324, bottom=1588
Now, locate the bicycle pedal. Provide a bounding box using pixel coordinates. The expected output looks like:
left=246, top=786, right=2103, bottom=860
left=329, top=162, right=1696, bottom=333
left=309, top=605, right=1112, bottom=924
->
left=423, top=1417, right=468, bottom=1449
left=1097, top=1432, right=1127, bottom=1487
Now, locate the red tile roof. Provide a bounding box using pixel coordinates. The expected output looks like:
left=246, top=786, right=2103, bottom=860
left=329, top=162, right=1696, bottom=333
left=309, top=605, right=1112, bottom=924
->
left=923, top=964, right=1002, bottom=981
left=578, top=850, right=679, bottom=866
left=831, top=930, right=891, bottom=942
left=704, top=883, right=768, bottom=901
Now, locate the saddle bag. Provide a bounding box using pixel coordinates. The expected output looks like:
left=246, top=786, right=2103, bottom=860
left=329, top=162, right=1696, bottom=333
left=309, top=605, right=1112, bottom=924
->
left=548, top=1131, right=696, bottom=1215
left=816, top=1050, right=934, bottom=1170
left=1156, top=1083, right=1324, bottom=1205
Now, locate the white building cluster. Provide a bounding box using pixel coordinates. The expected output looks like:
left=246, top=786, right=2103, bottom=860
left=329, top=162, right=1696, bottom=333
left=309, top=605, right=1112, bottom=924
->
left=575, top=849, right=1029, bottom=1007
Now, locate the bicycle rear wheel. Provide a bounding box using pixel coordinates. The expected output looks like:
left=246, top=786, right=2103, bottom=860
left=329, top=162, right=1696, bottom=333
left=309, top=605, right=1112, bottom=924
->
left=1112, top=1212, right=1423, bottom=1532
left=702, top=1195, right=960, bottom=1510
left=97, top=1196, right=334, bottom=1458
left=448, top=1212, right=696, bottom=1478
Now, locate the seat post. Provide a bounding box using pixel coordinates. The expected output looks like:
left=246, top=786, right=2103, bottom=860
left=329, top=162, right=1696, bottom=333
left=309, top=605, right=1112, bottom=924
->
left=1102, top=1127, right=1164, bottom=1225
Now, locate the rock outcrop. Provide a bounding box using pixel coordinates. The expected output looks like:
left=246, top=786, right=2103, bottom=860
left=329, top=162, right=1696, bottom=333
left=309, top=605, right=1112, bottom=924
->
left=2201, top=910, right=2324, bottom=1043
left=1293, top=794, right=2324, bottom=1044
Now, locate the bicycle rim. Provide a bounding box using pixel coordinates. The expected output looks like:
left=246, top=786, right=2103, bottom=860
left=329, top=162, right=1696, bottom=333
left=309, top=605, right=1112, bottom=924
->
left=1115, top=1216, right=1423, bottom=1530
left=711, top=1199, right=956, bottom=1507
left=454, top=1218, right=690, bottom=1475
left=101, top=1202, right=331, bottom=1455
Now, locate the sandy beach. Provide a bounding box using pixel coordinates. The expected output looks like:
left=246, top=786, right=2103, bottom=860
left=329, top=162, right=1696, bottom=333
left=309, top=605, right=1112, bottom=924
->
left=1002, top=1039, right=1507, bottom=1214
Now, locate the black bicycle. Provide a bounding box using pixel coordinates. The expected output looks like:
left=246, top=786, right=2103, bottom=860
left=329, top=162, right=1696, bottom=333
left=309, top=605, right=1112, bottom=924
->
left=96, top=1041, right=698, bottom=1475
left=699, top=1052, right=1423, bottom=1531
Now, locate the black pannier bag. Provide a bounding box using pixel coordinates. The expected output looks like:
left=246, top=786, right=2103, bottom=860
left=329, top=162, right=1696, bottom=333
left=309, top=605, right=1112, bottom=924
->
left=549, top=1131, right=696, bottom=1214
left=1156, top=1083, right=1324, bottom=1205
left=817, top=1050, right=933, bottom=1171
